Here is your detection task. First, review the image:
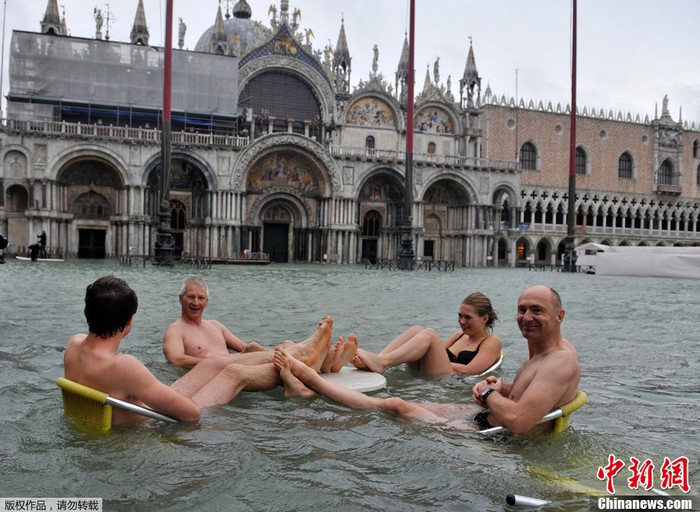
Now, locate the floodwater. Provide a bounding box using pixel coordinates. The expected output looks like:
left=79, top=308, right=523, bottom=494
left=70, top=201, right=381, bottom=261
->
left=0, top=259, right=698, bottom=511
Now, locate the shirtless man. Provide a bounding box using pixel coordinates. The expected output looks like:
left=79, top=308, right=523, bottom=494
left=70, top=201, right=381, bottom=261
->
left=274, top=285, right=580, bottom=434
left=163, top=276, right=267, bottom=368
left=64, top=275, right=333, bottom=426
left=472, top=285, right=580, bottom=433
left=164, top=276, right=359, bottom=373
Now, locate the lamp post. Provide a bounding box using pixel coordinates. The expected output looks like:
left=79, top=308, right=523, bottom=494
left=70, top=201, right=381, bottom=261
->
left=397, top=0, right=416, bottom=269
left=154, top=0, right=175, bottom=265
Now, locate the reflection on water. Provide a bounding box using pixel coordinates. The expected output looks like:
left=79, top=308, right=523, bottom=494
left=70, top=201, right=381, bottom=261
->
left=1, top=259, right=698, bottom=511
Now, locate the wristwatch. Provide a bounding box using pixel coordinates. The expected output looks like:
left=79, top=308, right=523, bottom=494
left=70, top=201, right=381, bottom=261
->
left=480, top=387, right=496, bottom=404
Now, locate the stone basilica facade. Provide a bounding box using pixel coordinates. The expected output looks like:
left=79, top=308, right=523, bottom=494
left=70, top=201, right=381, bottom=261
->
left=1, top=0, right=699, bottom=265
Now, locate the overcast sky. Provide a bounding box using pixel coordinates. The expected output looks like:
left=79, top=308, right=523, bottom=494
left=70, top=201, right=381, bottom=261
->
left=2, top=0, right=699, bottom=125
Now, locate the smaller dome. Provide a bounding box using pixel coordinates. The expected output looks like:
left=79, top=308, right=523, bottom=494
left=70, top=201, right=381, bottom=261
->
left=194, top=3, right=271, bottom=57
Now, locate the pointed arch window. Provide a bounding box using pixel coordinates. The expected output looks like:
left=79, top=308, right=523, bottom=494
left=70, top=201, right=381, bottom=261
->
left=575, top=147, right=588, bottom=176
left=363, top=210, right=381, bottom=237
left=696, top=164, right=700, bottom=187
left=520, top=142, right=537, bottom=170
left=618, top=152, right=633, bottom=179
left=693, top=139, right=699, bottom=158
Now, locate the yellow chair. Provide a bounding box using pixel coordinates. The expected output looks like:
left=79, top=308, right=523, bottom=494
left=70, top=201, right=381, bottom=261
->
left=57, top=377, right=178, bottom=432
left=479, top=390, right=588, bottom=435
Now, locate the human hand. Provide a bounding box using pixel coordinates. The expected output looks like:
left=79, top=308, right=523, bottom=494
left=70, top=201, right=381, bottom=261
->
left=473, top=377, right=502, bottom=406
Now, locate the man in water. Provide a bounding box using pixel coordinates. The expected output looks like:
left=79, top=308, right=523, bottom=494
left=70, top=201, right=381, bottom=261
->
left=164, top=276, right=359, bottom=373
left=471, top=285, right=580, bottom=432
left=64, top=275, right=334, bottom=426
left=274, top=285, right=580, bottom=434
left=163, top=276, right=267, bottom=368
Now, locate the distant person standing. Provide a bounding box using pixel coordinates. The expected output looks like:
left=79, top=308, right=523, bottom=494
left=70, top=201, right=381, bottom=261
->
left=0, top=233, right=7, bottom=264
left=38, top=231, right=47, bottom=258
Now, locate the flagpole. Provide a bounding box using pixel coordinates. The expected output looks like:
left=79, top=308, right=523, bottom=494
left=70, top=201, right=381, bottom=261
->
left=564, top=0, right=578, bottom=271
left=0, top=0, right=8, bottom=121
left=398, top=0, right=416, bottom=268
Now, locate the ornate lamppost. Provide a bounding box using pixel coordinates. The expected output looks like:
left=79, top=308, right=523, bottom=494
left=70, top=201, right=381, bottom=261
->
left=153, top=0, right=175, bottom=265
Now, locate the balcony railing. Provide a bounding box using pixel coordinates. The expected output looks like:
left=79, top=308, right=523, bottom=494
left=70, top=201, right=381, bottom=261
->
left=1, top=117, right=519, bottom=171
left=1, top=118, right=250, bottom=149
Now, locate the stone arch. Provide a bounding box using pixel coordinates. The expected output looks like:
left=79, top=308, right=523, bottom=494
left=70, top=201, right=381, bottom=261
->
left=535, top=237, right=554, bottom=263
left=245, top=148, right=329, bottom=200
left=144, top=154, right=211, bottom=220
left=515, top=236, right=533, bottom=264
left=2, top=148, right=30, bottom=179
left=5, top=183, right=29, bottom=212
left=346, top=93, right=402, bottom=131
left=238, top=57, right=336, bottom=127
left=414, top=103, right=458, bottom=135
left=141, top=150, right=216, bottom=189
left=358, top=168, right=406, bottom=229
left=57, top=156, right=124, bottom=217
left=49, top=145, right=129, bottom=184
left=250, top=191, right=310, bottom=229
left=250, top=192, right=311, bottom=263
left=420, top=173, right=477, bottom=204
left=232, top=133, right=339, bottom=195
left=72, top=190, right=112, bottom=219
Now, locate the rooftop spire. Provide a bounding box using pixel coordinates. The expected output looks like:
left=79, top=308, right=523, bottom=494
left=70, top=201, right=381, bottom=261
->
left=422, top=64, right=432, bottom=93
left=333, top=17, right=351, bottom=93
left=130, top=0, right=150, bottom=45
left=395, top=34, right=409, bottom=103
left=41, top=0, right=64, bottom=35
left=211, top=4, right=228, bottom=55
left=460, top=39, right=481, bottom=108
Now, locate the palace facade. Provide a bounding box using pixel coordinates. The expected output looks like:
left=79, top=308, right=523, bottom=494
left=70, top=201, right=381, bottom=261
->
left=1, top=0, right=698, bottom=265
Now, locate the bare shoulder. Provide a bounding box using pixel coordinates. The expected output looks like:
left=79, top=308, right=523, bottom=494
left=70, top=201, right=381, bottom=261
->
left=111, top=353, right=158, bottom=385
left=66, top=333, right=87, bottom=348
left=205, top=318, right=227, bottom=330
left=163, top=318, right=187, bottom=338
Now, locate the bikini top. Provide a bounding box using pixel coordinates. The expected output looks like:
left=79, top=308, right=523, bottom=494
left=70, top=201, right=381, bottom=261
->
left=446, top=336, right=486, bottom=365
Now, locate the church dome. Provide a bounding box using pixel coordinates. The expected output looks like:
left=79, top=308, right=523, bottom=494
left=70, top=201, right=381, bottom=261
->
left=194, top=1, right=270, bottom=57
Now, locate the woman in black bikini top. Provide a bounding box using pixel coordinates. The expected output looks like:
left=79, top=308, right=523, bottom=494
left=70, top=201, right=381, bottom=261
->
left=353, top=292, right=502, bottom=377
left=446, top=335, right=487, bottom=365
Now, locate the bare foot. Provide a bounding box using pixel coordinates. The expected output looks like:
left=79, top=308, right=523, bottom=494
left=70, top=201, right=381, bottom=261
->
left=351, top=353, right=369, bottom=371
left=354, top=348, right=388, bottom=374
left=274, top=347, right=316, bottom=398
left=320, top=337, right=342, bottom=373
left=287, top=316, right=333, bottom=371
left=330, top=333, right=359, bottom=372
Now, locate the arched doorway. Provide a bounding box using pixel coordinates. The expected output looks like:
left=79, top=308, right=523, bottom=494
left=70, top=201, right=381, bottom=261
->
left=358, top=172, right=405, bottom=260
left=361, top=210, right=382, bottom=263
left=59, top=158, right=122, bottom=258
left=261, top=202, right=294, bottom=263
left=5, top=184, right=30, bottom=249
